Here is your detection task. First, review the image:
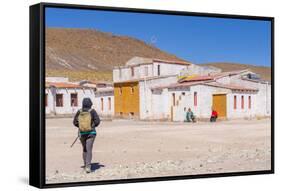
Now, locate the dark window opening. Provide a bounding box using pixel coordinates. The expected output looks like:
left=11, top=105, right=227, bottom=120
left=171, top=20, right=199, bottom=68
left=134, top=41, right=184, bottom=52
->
left=108, top=97, right=111, bottom=111
left=131, top=67, right=134, bottom=77
left=248, top=96, right=251, bottom=109
left=56, top=94, right=63, bottom=107
left=194, top=92, right=197, bottom=106
left=70, top=93, right=78, bottom=107
left=241, top=95, right=244, bottom=109
left=101, top=98, right=104, bottom=111
left=234, top=95, right=237, bottom=110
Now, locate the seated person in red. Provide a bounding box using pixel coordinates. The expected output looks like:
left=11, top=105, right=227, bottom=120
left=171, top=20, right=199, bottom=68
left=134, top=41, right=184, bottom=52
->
left=210, top=109, right=218, bottom=122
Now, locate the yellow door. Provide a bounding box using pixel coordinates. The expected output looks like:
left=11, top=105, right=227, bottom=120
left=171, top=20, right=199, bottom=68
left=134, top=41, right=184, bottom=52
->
left=212, top=94, right=227, bottom=118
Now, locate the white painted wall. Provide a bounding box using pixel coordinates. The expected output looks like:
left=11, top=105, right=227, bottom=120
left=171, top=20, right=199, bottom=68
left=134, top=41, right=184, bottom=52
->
left=187, top=64, right=222, bottom=76
left=151, top=84, right=260, bottom=121
left=218, top=74, right=271, bottom=116
left=139, top=76, right=178, bottom=119
left=114, top=62, right=271, bottom=120
left=226, top=92, right=258, bottom=119
left=171, top=85, right=231, bottom=121
left=45, top=88, right=95, bottom=115
left=94, top=92, right=114, bottom=117
left=152, top=62, right=188, bottom=77
left=113, top=61, right=190, bottom=83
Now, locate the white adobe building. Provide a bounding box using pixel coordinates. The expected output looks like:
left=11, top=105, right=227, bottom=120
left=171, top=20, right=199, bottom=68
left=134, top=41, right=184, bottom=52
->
left=113, top=56, right=271, bottom=121
left=152, top=70, right=271, bottom=121
left=45, top=77, right=114, bottom=117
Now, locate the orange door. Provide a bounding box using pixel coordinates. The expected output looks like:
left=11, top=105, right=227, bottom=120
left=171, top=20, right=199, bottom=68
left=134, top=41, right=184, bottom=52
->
left=212, top=94, right=227, bottom=118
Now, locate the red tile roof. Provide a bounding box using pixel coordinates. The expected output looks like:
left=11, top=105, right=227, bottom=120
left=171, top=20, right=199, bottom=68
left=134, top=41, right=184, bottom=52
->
left=46, top=82, right=84, bottom=89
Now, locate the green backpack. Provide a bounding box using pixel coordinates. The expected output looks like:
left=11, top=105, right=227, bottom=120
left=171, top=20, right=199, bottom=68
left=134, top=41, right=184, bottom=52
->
left=78, top=110, right=92, bottom=132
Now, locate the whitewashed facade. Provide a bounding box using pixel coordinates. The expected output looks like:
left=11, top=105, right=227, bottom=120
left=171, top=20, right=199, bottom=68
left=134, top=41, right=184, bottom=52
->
left=113, top=56, right=220, bottom=83
left=45, top=78, right=114, bottom=117
left=113, top=57, right=224, bottom=120
left=149, top=70, right=271, bottom=121
left=113, top=57, right=271, bottom=121
left=94, top=88, right=115, bottom=117
left=45, top=87, right=94, bottom=115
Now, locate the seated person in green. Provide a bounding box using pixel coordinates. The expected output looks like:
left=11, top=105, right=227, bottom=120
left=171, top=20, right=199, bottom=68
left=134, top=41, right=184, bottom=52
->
left=184, top=107, right=196, bottom=122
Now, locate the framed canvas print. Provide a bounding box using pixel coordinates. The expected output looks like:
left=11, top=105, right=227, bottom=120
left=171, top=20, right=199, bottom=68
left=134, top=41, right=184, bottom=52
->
left=29, top=2, right=274, bottom=188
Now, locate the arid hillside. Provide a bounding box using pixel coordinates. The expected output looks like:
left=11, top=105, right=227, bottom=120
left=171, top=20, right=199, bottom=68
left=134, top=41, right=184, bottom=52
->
left=46, top=28, right=271, bottom=81
left=46, top=28, right=185, bottom=69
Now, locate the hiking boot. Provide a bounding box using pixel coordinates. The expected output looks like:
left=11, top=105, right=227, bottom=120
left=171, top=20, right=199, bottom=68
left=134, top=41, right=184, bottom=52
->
left=85, top=165, right=91, bottom=173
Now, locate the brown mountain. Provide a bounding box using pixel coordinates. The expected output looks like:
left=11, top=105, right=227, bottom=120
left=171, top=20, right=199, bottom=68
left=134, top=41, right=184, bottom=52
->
left=201, top=62, right=271, bottom=81
left=46, top=28, right=271, bottom=82
left=46, top=28, right=186, bottom=71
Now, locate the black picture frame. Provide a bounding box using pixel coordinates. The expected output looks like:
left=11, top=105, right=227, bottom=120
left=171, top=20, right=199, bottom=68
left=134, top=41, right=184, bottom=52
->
left=30, top=2, right=275, bottom=189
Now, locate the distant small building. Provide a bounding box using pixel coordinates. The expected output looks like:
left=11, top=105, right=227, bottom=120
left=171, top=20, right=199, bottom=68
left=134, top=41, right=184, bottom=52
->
left=45, top=78, right=114, bottom=117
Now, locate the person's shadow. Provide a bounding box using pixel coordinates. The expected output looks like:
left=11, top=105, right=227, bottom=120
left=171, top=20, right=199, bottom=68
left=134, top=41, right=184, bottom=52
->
left=81, top=162, right=105, bottom=171
left=90, top=162, right=105, bottom=171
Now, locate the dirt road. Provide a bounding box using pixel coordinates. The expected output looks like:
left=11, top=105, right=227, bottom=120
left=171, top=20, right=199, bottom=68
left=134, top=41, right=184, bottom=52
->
left=46, top=118, right=271, bottom=183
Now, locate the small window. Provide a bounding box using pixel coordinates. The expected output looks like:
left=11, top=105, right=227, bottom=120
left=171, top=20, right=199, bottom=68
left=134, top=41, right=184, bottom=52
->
left=234, top=95, right=237, bottom=110
left=70, top=93, right=78, bottom=107
left=241, top=95, right=244, bottom=109
left=182, top=92, right=185, bottom=96
left=45, top=94, right=48, bottom=107
left=119, top=87, right=122, bottom=95
left=172, top=93, right=175, bottom=106
left=145, top=66, right=148, bottom=76
left=130, top=86, right=134, bottom=94
left=101, top=98, right=104, bottom=111
left=108, top=97, right=111, bottom=111
left=157, top=65, right=161, bottom=76
left=248, top=96, right=251, bottom=109
left=56, top=94, right=63, bottom=107
left=131, top=67, right=134, bottom=77
left=194, top=92, right=197, bottom=107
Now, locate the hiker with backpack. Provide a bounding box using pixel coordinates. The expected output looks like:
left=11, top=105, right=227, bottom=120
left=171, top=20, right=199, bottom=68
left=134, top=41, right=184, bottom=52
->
left=73, top=98, right=100, bottom=173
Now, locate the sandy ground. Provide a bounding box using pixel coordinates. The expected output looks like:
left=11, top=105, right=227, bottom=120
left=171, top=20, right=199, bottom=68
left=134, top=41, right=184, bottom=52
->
left=46, top=118, right=271, bottom=184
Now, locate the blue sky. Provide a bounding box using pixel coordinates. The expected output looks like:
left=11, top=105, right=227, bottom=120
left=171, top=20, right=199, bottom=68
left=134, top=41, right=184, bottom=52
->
left=46, top=7, right=271, bottom=67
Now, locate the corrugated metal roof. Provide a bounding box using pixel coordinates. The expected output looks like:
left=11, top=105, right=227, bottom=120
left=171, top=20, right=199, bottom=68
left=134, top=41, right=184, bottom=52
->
left=178, top=69, right=250, bottom=83
left=205, top=82, right=258, bottom=92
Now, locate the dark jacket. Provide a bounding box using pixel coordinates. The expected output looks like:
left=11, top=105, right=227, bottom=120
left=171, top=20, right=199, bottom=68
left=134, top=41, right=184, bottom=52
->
left=73, top=98, right=100, bottom=135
